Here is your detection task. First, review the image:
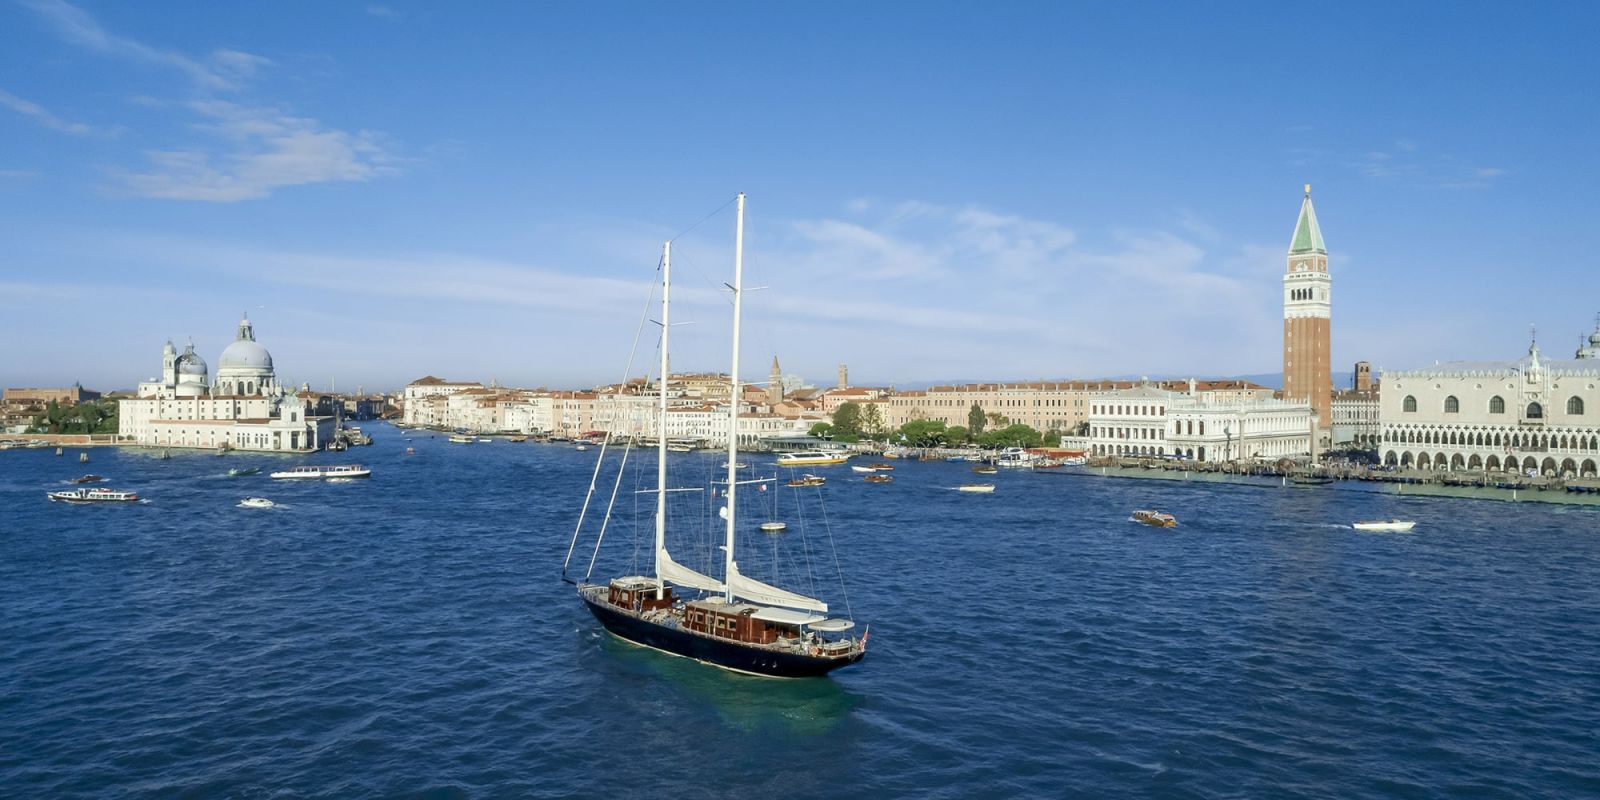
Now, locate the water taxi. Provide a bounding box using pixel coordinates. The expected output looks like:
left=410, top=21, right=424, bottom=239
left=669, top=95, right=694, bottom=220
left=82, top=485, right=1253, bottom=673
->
left=70, top=474, right=106, bottom=484
left=269, top=465, right=372, bottom=480
left=48, top=487, right=139, bottom=503
left=957, top=483, right=995, bottom=494
left=850, top=465, right=878, bottom=474
left=786, top=474, right=826, bottom=487
left=448, top=434, right=474, bottom=443
left=863, top=474, right=893, bottom=483
left=1131, top=510, right=1178, bottom=528
left=239, top=497, right=276, bottom=509
left=1353, top=519, right=1416, bottom=533
left=776, top=450, right=850, bottom=467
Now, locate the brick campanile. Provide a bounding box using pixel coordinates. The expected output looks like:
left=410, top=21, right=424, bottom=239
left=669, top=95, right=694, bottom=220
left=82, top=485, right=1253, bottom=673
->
left=1283, top=184, right=1332, bottom=446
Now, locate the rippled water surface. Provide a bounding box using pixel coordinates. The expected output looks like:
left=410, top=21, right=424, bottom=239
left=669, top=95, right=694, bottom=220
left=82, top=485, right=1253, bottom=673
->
left=4, top=427, right=1599, bottom=799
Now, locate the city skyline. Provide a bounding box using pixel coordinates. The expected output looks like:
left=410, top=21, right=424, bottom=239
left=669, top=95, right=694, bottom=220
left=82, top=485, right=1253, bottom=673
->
left=4, top=2, right=1599, bottom=390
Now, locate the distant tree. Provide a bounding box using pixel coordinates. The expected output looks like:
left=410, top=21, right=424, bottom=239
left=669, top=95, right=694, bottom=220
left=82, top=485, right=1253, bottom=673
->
left=832, top=402, right=862, bottom=437
left=985, top=411, right=1009, bottom=429
left=945, top=425, right=969, bottom=444
left=808, top=422, right=833, bottom=439
left=1043, top=431, right=1062, bottom=447
left=859, top=403, right=886, bottom=439
left=898, top=419, right=948, bottom=447
left=968, top=403, right=986, bottom=435
left=978, top=423, right=1042, bottom=449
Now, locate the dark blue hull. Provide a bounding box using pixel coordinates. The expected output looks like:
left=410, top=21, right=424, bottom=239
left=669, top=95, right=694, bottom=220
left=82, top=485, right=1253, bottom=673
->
left=580, top=593, right=863, bottom=678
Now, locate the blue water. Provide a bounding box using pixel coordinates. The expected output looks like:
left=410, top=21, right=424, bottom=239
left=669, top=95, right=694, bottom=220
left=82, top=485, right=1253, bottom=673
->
left=3, top=426, right=1599, bottom=799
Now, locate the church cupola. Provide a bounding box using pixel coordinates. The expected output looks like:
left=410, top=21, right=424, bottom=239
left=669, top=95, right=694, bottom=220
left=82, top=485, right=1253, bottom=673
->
left=1578, top=314, right=1600, bottom=359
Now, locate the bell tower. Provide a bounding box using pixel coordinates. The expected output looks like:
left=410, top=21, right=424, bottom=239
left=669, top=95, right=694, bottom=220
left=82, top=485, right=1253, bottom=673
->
left=768, top=356, right=785, bottom=404
left=1283, top=184, right=1332, bottom=449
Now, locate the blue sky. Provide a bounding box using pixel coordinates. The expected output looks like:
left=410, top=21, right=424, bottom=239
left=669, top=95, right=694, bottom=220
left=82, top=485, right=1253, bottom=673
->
left=3, top=1, right=1597, bottom=392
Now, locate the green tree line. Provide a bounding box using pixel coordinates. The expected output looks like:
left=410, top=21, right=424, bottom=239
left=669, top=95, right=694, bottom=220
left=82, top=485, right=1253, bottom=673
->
left=29, top=398, right=119, bottom=434
left=810, top=401, right=1061, bottom=449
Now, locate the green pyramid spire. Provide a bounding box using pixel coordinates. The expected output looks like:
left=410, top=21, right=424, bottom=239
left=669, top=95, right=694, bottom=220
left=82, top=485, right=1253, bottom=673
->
left=1289, top=184, right=1326, bottom=255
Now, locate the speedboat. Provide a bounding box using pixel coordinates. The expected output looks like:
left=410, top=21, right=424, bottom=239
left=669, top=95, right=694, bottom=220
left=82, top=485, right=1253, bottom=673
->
left=850, top=465, right=877, bottom=474
left=239, top=497, right=276, bottom=509
left=1353, top=519, right=1416, bottom=532
left=786, top=474, right=826, bottom=487
left=971, top=465, right=998, bottom=475
left=48, top=487, right=139, bottom=503
left=867, top=463, right=894, bottom=470
left=1131, top=510, right=1177, bottom=528
left=270, top=465, right=371, bottom=480
left=957, top=483, right=995, bottom=493
left=864, top=474, right=893, bottom=483
left=227, top=467, right=261, bottom=477
left=776, top=450, right=849, bottom=467
left=759, top=521, right=788, bottom=533
left=448, top=434, right=474, bottom=443
left=70, top=474, right=106, bottom=484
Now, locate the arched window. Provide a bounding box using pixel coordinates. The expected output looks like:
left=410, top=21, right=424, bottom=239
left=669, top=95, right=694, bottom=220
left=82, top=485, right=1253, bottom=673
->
left=1569, top=396, right=1586, bottom=415
left=1403, top=395, right=1417, bottom=413
left=1489, top=396, right=1505, bottom=414
left=1527, top=402, right=1543, bottom=419
left=1444, top=396, right=1459, bottom=413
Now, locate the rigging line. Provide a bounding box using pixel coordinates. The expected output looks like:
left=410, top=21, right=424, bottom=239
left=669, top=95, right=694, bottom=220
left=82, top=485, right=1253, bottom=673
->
left=668, top=194, right=738, bottom=245
left=588, top=425, right=637, bottom=581
left=815, top=484, right=853, bottom=622
left=664, top=243, right=735, bottom=313
left=564, top=255, right=662, bottom=579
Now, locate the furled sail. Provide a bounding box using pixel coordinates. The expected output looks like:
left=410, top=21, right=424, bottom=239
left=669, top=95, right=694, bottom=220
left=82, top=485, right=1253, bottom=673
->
left=726, top=561, right=828, bottom=612
left=657, top=547, right=724, bottom=593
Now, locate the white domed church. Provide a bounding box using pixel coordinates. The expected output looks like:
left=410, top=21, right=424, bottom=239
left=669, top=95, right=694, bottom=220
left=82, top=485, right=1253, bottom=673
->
left=120, top=314, right=334, bottom=451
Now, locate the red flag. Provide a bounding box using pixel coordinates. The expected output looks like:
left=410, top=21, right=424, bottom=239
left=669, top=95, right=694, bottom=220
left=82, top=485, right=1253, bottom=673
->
left=860, top=627, right=869, bottom=652
left=759, top=483, right=767, bottom=492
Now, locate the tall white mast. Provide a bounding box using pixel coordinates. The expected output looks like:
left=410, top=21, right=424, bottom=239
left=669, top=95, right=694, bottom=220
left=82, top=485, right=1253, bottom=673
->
left=723, top=193, right=745, bottom=600
left=655, top=240, right=671, bottom=599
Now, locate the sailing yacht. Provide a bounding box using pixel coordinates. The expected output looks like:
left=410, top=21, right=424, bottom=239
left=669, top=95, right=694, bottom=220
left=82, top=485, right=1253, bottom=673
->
left=566, top=194, right=867, bottom=678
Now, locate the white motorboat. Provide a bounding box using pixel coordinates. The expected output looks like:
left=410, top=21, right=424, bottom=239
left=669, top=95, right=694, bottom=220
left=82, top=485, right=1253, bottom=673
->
left=1353, top=519, right=1416, bottom=532
left=48, top=487, right=139, bottom=503
left=759, top=521, right=788, bottom=533
left=957, top=483, right=995, bottom=493
left=239, top=497, right=276, bottom=508
left=448, top=434, right=474, bottom=443
left=270, top=464, right=372, bottom=480
left=850, top=465, right=877, bottom=474
left=777, top=450, right=850, bottom=467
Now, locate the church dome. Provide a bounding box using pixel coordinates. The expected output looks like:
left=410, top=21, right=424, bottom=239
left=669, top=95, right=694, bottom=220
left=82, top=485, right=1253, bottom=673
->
left=220, top=339, right=273, bottom=371
left=176, top=350, right=208, bottom=376
left=218, top=313, right=274, bottom=373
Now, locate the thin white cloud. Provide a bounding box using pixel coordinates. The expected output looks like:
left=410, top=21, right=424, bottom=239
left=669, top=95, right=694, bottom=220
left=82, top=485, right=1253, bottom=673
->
left=23, top=0, right=399, bottom=201
left=0, top=88, right=95, bottom=136
left=113, top=101, right=397, bottom=201
left=22, top=0, right=238, bottom=90
left=74, top=197, right=1291, bottom=383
